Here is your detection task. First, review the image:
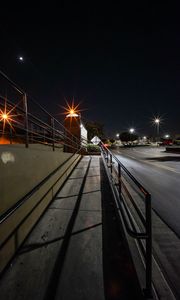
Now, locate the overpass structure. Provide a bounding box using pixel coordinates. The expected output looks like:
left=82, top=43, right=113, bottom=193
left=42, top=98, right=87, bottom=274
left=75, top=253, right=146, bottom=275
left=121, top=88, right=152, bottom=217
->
left=0, top=72, right=177, bottom=300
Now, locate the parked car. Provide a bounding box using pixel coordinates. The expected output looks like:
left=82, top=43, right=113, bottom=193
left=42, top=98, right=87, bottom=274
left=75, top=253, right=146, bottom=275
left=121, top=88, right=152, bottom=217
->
left=159, top=139, right=173, bottom=146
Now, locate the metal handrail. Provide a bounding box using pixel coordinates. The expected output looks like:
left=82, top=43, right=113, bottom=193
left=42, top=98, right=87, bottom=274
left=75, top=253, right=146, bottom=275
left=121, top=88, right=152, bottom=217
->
left=0, top=75, right=88, bottom=152
left=0, top=70, right=88, bottom=241
left=100, top=142, right=152, bottom=298
left=0, top=70, right=25, bottom=95
left=0, top=99, right=81, bottom=150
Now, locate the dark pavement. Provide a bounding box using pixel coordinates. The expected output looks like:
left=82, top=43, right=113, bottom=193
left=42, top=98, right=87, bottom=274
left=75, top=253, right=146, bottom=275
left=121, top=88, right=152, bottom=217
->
left=112, top=146, right=180, bottom=299
left=0, top=156, right=143, bottom=300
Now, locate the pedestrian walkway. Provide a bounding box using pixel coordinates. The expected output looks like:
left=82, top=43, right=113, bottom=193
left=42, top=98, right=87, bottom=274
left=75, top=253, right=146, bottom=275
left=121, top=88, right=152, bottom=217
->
left=0, top=156, right=143, bottom=300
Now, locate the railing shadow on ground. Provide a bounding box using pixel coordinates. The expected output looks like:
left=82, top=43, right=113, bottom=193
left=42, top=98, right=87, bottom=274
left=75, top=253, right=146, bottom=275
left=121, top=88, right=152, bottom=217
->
left=100, top=159, right=144, bottom=300
left=43, top=157, right=92, bottom=300
left=145, top=156, right=180, bottom=162
left=18, top=222, right=102, bottom=255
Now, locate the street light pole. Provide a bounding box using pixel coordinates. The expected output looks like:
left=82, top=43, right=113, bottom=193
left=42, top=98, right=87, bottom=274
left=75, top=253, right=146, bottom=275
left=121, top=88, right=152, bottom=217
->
left=129, top=128, right=135, bottom=145
left=157, top=122, right=159, bottom=136
left=154, top=118, right=160, bottom=142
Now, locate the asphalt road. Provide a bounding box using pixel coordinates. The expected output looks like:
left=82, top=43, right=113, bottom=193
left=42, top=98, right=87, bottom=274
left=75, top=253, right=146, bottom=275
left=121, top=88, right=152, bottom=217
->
left=112, top=146, right=180, bottom=237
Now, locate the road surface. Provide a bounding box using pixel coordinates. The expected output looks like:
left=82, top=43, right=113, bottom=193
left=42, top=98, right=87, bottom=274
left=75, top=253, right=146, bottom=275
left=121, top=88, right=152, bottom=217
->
left=112, top=146, right=180, bottom=237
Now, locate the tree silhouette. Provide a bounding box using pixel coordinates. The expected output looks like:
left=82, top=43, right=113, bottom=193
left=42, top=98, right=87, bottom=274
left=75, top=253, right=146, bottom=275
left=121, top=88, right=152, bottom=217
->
left=85, top=121, right=104, bottom=141
left=120, top=131, right=138, bottom=142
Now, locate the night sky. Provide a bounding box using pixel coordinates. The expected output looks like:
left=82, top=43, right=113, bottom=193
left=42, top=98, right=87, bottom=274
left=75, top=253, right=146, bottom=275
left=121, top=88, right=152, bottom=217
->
left=0, top=2, right=179, bottom=137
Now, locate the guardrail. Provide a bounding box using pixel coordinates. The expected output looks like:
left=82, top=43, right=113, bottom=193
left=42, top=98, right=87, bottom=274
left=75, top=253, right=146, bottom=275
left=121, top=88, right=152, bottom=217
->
left=100, top=143, right=152, bottom=298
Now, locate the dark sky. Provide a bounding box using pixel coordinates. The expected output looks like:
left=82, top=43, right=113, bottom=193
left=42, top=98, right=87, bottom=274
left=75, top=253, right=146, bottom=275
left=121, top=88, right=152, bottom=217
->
left=0, top=1, right=180, bottom=137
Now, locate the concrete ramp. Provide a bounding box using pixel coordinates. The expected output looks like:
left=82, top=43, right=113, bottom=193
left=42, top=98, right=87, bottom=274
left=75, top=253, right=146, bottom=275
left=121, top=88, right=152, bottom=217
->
left=0, top=156, right=143, bottom=300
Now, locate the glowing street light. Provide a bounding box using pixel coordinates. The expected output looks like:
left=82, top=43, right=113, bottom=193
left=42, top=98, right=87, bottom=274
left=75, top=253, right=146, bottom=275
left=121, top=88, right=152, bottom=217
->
left=154, top=118, right=160, bottom=138
left=18, top=56, right=24, bottom=62
left=70, top=109, right=74, bottom=115
left=0, top=103, right=17, bottom=133
left=116, top=133, right=119, bottom=138
left=62, top=101, right=81, bottom=118
left=165, top=134, right=170, bottom=139
left=1, top=113, right=8, bottom=120
left=154, top=118, right=160, bottom=124
left=66, top=107, right=79, bottom=118
left=0, top=110, right=11, bottom=124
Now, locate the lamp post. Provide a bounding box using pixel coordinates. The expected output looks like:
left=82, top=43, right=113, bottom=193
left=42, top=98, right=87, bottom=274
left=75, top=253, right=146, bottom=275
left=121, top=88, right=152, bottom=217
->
left=143, top=136, right=147, bottom=144
left=154, top=118, right=160, bottom=141
left=129, top=128, right=135, bottom=145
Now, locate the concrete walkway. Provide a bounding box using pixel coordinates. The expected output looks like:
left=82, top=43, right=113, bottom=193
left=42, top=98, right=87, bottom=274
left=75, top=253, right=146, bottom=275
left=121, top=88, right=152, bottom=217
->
left=0, top=156, right=143, bottom=300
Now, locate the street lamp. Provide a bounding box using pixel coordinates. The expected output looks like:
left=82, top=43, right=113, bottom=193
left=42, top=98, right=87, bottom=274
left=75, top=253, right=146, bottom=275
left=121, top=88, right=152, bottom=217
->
left=18, top=56, right=24, bottom=62
left=116, top=133, right=119, bottom=139
left=165, top=134, right=169, bottom=139
left=0, top=107, right=15, bottom=135
left=1, top=113, right=8, bottom=120
left=129, top=128, right=135, bottom=134
left=154, top=118, right=160, bottom=140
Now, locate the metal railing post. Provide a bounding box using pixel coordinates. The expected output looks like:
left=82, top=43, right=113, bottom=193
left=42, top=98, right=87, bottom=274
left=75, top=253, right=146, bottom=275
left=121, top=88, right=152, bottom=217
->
left=9, top=127, right=12, bottom=144
left=106, top=149, right=109, bottom=163
left=23, top=93, right=29, bottom=148
left=144, top=193, right=152, bottom=298
left=30, top=123, right=33, bottom=143
left=118, top=163, right=121, bottom=195
left=43, top=128, right=46, bottom=143
left=51, top=117, right=55, bottom=151
left=110, top=154, right=113, bottom=174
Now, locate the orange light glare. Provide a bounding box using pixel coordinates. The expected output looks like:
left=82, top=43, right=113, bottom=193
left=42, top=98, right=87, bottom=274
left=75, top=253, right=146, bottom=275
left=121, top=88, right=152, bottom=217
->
left=0, top=105, right=16, bottom=132
left=70, top=109, right=75, bottom=115
left=62, top=100, right=81, bottom=117
left=2, top=113, right=8, bottom=120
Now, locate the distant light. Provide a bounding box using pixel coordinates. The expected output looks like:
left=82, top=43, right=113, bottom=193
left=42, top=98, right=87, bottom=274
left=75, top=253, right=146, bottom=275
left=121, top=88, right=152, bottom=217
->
left=143, top=136, right=147, bottom=140
left=165, top=134, right=170, bottom=138
left=116, top=133, right=119, bottom=138
left=19, top=56, right=24, bottom=61
left=154, top=118, right=160, bottom=124
left=129, top=128, right=135, bottom=133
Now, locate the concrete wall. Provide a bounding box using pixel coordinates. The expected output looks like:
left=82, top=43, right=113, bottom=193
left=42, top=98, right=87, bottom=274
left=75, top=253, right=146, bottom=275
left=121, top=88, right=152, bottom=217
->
left=0, top=144, right=81, bottom=273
